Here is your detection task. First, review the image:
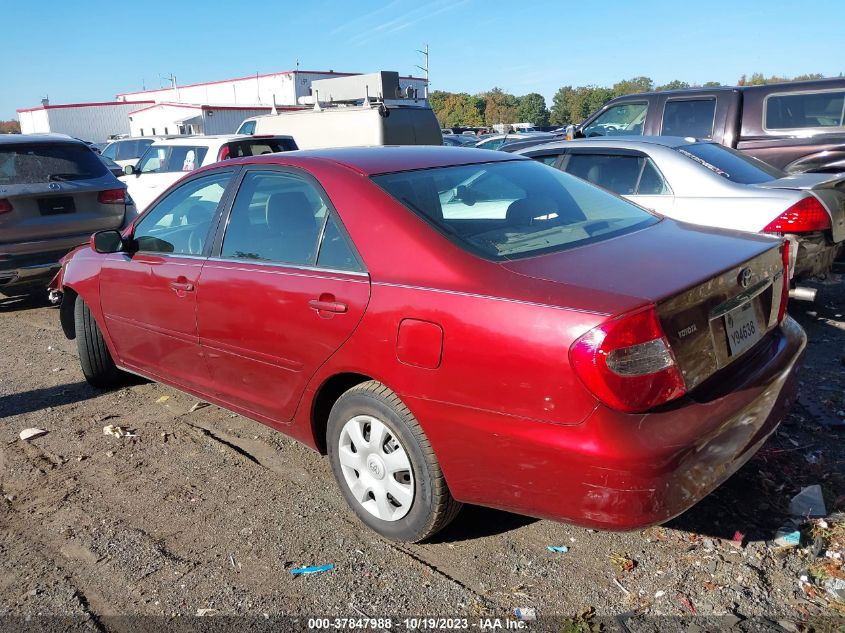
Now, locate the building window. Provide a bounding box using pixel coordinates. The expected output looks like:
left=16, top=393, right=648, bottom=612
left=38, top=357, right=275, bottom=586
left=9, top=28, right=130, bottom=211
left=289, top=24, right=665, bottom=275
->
left=164, top=127, right=169, bottom=135
left=152, top=128, right=156, bottom=135
left=140, top=128, right=144, bottom=136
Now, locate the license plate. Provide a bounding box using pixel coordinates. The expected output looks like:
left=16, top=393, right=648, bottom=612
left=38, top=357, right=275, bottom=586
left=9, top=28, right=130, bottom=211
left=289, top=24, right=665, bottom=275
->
left=724, top=302, right=761, bottom=357
left=38, top=196, right=76, bottom=216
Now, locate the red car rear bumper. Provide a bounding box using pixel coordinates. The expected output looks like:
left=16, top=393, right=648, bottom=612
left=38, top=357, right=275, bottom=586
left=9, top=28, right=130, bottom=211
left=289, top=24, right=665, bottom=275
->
left=408, top=316, right=806, bottom=530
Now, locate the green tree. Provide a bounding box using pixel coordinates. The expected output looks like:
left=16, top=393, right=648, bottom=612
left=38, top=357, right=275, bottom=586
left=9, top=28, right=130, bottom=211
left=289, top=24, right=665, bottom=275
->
left=0, top=120, right=21, bottom=134
left=481, top=87, right=519, bottom=126
left=702, top=81, right=722, bottom=87
left=612, top=76, right=653, bottom=97
left=550, top=86, right=575, bottom=126
left=515, top=93, right=549, bottom=126
left=437, top=93, right=485, bottom=127
left=656, top=80, right=690, bottom=91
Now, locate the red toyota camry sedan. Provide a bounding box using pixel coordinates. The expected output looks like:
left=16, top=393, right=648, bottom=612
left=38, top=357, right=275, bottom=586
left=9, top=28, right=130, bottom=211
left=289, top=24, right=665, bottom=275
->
left=53, top=146, right=805, bottom=542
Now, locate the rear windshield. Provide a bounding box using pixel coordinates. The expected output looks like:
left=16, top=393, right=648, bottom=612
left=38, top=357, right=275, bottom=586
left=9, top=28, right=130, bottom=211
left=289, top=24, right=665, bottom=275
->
left=676, top=143, right=784, bottom=184
left=226, top=138, right=298, bottom=157
left=372, top=160, right=659, bottom=261
left=137, top=145, right=209, bottom=174
left=0, top=143, right=108, bottom=184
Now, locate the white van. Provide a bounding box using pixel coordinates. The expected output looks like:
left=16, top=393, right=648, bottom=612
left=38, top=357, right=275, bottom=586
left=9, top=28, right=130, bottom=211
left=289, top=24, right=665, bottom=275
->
left=237, top=104, right=443, bottom=149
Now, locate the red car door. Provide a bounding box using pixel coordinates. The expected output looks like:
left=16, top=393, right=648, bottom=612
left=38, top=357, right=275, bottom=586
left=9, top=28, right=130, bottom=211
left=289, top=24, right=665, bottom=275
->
left=197, top=168, right=370, bottom=423
left=99, top=170, right=235, bottom=392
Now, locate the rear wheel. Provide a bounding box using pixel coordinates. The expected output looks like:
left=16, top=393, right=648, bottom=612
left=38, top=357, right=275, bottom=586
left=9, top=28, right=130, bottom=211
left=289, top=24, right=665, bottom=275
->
left=74, top=298, right=125, bottom=388
left=327, top=381, right=462, bottom=542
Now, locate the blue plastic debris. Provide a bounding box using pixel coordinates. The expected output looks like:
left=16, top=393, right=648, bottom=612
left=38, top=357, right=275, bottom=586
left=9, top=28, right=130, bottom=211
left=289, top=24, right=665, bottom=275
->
left=547, top=546, right=569, bottom=553
left=514, top=607, right=536, bottom=621
left=773, top=528, right=801, bottom=547
left=291, top=564, right=335, bottom=575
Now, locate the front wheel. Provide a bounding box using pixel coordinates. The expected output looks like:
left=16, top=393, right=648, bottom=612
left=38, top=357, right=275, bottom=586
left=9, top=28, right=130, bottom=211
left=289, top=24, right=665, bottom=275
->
left=327, top=381, right=462, bottom=542
left=74, top=298, right=125, bottom=388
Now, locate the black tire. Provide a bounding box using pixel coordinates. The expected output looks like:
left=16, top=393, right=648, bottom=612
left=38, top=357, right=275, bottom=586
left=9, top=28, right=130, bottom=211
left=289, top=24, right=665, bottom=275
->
left=327, top=381, right=462, bottom=542
left=74, top=298, right=124, bottom=388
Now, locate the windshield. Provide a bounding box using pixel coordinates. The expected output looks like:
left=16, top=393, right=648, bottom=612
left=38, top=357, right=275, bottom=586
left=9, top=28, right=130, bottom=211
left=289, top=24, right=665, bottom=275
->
left=677, top=143, right=784, bottom=184
left=372, top=160, right=659, bottom=260
left=137, top=145, right=209, bottom=174
left=0, top=143, right=108, bottom=184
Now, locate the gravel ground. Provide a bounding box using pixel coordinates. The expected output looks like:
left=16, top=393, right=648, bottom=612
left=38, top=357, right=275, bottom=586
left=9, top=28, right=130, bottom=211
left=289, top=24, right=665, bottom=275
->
left=1, top=274, right=844, bottom=631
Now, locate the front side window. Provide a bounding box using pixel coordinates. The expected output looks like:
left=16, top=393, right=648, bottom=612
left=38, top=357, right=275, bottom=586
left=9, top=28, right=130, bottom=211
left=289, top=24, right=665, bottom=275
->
left=661, top=99, right=716, bottom=138
left=582, top=103, right=647, bottom=137
left=137, top=145, right=208, bottom=173
left=133, top=172, right=232, bottom=255
left=565, top=153, right=669, bottom=196
left=530, top=153, right=561, bottom=166
left=0, top=143, right=108, bottom=184
left=221, top=171, right=331, bottom=266
left=238, top=120, right=256, bottom=135
left=373, top=160, right=658, bottom=261
left=765, top=90, right=845, bottom=130
left=101, top=143, right=118, bottom=160
left=677, top=143, right=784, bottom=184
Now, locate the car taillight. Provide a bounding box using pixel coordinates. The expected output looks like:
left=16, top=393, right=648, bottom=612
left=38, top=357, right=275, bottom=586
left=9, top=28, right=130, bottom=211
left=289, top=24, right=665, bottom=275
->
left=0, top=199, right=12, bottom=214
left=218, top=145, right=230, bottom=161
left=569, top=305, right=686, bottom=413
left=777, top=239, right=790, bottom=323
left=98, top=189, right=126, bottom=204
left=763, top=197, right=831, bottom=233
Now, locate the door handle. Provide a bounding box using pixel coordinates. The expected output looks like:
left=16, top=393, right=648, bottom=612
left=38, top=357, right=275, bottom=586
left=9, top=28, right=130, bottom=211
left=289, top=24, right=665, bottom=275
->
left=170, top=281, right=195, bottom=292
left=308, top=298, right=347, bottom=314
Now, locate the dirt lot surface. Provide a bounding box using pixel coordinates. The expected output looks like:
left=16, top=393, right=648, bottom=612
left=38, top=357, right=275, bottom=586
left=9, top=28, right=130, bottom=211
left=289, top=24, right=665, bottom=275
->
left=1, top=274, right=845, bottom=632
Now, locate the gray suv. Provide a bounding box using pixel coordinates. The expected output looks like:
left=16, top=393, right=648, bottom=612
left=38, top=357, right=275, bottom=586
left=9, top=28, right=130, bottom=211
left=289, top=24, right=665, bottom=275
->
left=0, top=134, right=135, bottom=296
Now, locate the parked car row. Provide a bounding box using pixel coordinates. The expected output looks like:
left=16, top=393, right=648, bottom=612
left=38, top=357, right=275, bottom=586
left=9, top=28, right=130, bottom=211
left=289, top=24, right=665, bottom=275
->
left=50, top=145, right=805, bottom=543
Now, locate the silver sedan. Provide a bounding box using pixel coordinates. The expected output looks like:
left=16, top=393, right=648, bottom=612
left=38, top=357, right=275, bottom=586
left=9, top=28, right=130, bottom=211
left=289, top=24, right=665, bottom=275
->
left=516, top=136, right=845, bottom=279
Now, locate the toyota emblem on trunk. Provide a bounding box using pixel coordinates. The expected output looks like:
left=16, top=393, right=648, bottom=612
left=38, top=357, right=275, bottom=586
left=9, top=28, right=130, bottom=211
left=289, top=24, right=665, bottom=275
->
left=48, top=183, right=61, bottom=191
left=738, top=267, right=752, bottom=288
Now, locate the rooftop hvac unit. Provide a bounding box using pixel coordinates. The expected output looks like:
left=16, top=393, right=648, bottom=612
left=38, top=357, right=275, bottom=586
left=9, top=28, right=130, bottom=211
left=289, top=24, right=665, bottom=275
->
left=310, top=71, right=403, bottom=104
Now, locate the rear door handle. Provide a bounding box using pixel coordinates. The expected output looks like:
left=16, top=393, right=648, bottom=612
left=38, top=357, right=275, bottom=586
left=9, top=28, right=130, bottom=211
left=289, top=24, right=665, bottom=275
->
left=170, top=281, right=195, bottom=292
left=308, top=299, right=347, bottom=314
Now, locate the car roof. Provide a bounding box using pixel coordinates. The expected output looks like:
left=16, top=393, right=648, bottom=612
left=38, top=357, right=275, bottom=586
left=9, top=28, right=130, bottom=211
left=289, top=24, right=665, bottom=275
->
left=518, top=136, right=705, bottom=152
left=0, top=133, right=84, bottom=145
left=210, top=145, right=526, bottom=176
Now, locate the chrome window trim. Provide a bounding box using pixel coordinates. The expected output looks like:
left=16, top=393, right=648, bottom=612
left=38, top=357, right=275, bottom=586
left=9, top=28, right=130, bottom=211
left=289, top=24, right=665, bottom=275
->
left=205, top=256, right=369, bottom=279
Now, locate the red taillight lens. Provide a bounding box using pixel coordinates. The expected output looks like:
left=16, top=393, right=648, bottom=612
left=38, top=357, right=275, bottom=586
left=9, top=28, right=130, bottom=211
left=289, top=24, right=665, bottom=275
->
left=763, top=197, right=831, bottom=233
left=98, top=188, right=126, bottom=204
left=0, top=199, right=12, bottom=214
left=569, top=305, right=686, bottom=413
left=217, top=145, right=230, bottom=161
left=777, top=239, right=790, bottom=323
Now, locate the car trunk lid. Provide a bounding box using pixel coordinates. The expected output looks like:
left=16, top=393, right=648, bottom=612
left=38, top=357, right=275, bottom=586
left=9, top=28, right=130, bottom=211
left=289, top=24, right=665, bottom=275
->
left=501, top=219, right=787, bottom=392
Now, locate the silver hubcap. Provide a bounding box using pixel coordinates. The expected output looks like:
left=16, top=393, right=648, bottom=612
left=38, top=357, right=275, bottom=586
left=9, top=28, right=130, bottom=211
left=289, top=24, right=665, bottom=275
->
left=337, top=415, right=415, bottom=521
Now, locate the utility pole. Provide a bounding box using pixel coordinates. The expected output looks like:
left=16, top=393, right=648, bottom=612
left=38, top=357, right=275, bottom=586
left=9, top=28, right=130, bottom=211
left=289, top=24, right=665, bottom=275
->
left=415, top=44, right=429, bottom=98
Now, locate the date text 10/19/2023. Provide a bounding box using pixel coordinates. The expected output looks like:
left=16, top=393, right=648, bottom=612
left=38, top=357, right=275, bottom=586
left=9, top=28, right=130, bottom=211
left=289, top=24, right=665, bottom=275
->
left=307, top=617, right=531, bottom=630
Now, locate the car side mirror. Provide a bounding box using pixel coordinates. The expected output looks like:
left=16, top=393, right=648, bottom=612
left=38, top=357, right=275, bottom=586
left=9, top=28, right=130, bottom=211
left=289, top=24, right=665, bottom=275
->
left=91, top=230, right=125, bottom=254
left=123, top=164, right=135, bottom=176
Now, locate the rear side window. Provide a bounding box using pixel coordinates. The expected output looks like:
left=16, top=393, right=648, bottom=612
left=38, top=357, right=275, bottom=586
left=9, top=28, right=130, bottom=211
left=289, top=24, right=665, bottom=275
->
left=676, top=143, right=784, bottom=184
left=582, top=103, right=647, bottom=137
left=531, top=153, right=561, bottom=166
left=0, top=143, right=108, bottom=184
left=564, top=153, right=669, bottom=196
left=765, top=91, right=845, bottom=130
left=137, top=145, right=209, bottom=173
left=661, top=99, right=716, bottom=138
left=221, top=171, right=329, bottom=266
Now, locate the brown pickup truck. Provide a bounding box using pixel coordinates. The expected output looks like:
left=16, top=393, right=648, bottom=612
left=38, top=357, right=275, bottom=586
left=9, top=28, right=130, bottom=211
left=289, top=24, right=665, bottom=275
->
left=573, top=78, right=845, bottom=173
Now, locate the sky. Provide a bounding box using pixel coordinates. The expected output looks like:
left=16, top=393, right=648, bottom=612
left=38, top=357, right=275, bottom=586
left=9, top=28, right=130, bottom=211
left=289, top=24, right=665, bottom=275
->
left=3, top=0, right=844, bottom=120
